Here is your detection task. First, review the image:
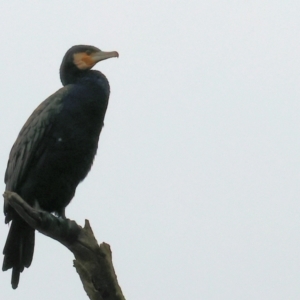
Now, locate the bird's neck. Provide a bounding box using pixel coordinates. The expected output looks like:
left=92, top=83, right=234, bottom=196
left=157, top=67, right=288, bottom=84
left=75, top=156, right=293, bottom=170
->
left=59, top=63, right=89, bottom=86
left=60, top=67, right=110, bottom=98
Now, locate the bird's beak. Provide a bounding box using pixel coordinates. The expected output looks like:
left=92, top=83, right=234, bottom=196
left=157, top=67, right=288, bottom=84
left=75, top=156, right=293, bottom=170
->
left=91, top=50, right=119, bottom=63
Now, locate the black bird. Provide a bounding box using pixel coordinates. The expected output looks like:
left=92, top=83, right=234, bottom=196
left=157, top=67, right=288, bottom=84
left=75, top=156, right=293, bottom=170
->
left=2, top=45, right=118, bottom=289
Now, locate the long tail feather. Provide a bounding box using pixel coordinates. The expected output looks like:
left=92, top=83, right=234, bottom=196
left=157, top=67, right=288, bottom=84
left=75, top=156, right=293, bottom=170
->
left=3, top=217, right=35, bottom=289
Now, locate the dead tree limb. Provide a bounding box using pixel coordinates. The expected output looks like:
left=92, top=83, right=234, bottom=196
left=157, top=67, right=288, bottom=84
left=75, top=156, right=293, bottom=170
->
left=3, top=191, right=126, bottom=300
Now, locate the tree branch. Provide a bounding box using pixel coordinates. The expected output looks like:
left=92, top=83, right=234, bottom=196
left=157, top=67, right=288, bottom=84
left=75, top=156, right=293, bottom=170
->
left=3, top=191, right=126, bottom=300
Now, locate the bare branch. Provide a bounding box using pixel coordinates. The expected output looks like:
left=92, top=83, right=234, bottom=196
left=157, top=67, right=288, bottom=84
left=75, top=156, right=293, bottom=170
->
left=3, top=191, right=126, bottom=300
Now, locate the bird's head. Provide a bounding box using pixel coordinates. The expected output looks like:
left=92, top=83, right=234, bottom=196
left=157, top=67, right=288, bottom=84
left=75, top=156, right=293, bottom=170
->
left=60, top=45, right=119, bottom=85
left=72, top=45, right=119, bottom=70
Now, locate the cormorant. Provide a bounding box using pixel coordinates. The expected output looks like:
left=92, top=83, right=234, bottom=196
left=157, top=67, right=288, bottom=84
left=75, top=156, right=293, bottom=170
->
left=2, top=45, right=118, bottom=289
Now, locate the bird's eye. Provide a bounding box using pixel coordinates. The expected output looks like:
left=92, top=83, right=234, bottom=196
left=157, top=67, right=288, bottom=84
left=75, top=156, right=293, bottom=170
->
left=85, top=50, right=92, bottom=55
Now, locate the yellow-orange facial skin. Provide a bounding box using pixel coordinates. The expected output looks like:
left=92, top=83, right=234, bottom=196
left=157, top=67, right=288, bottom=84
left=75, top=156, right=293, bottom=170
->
left=73, top=52, right=95, bottom=70
left=73, top=50, right=119, bottom=70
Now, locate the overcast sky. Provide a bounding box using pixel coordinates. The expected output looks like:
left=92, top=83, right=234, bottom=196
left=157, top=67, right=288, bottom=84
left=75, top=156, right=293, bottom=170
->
left=0, top=1, right=300, bottom=299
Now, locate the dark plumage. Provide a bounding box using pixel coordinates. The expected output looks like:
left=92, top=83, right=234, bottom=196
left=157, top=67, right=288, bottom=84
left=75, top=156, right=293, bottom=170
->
left=2, top=45, right=118, bottom=289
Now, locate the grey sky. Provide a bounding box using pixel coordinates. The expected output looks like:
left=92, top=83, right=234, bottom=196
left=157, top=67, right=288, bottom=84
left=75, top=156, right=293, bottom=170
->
left=0, top=1, right=299, bottom=299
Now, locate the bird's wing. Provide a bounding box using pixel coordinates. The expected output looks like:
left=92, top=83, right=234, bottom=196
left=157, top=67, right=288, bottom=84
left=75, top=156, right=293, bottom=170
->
left=4, top=85, right=73, bottom=192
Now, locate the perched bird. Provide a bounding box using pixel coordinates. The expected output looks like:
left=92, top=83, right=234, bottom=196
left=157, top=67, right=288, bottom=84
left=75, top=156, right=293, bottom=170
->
left=2, top=45, right=118, bottom=289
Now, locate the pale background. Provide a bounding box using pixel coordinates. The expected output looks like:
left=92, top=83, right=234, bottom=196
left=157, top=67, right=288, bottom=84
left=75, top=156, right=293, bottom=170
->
left=0, top=1, right=299, bottom=299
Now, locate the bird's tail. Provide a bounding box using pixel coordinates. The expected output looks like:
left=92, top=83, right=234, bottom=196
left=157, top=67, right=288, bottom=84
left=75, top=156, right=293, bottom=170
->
left=2, top=217, right=35, bottom=289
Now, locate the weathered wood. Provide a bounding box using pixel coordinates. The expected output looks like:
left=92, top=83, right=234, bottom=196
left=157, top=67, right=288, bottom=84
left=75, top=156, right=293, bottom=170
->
left=3, top=191, right=126, bottom=300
